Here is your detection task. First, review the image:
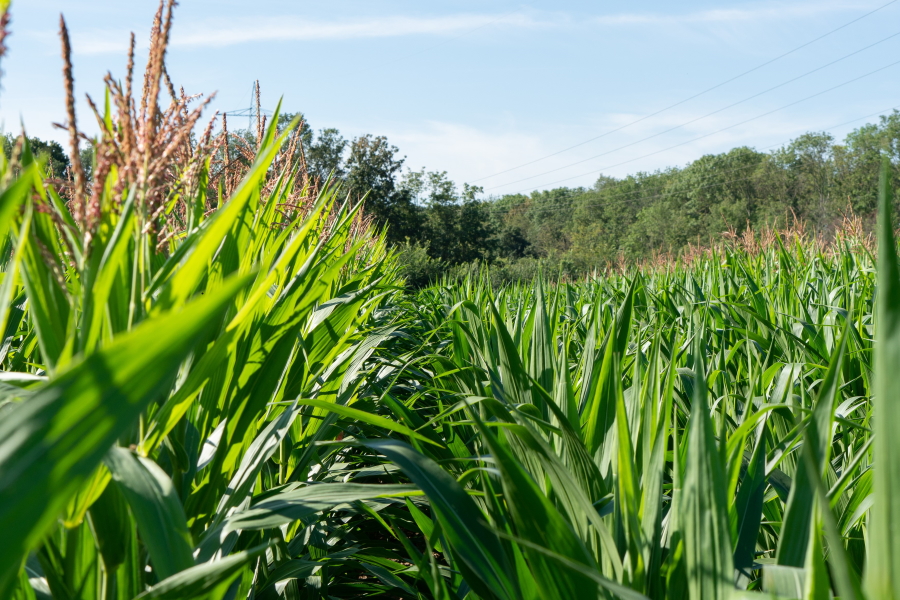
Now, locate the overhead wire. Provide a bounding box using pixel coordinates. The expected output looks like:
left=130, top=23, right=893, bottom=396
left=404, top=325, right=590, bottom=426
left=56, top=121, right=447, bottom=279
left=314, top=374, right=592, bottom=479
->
left=484, top=28, right=900, bottom=191
left=489, top=58, right=900, bottom=196
left=470, top=0, right=899, bottom=183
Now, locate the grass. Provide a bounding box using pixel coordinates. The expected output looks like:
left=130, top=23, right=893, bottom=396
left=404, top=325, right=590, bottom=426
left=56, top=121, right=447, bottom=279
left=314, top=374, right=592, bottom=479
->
left=3, top=2, right=900, bottom=599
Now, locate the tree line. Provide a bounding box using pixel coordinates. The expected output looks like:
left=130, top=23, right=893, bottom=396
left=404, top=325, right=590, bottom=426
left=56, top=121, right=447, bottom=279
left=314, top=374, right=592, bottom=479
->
left=283, top=110, right=900, bottom=285
left=12, top=110, right=900, bottom=286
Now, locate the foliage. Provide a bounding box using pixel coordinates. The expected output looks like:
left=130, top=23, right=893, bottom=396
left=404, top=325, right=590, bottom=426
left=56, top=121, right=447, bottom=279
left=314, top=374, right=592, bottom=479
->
left=493, top=117, right=900, bottom=271
left=396, top=240, right=445, bottom=289
left=0, top=107, right=414, bottom=600
left=0, top=6, right=416, bottom=599
left=340, top=134, right=424, bottom=246
left=257, top=111, right=900, bottom=277
left=7, top=3, right=900, bottom=599
left=366, top=214, right=886, bottom=598
left=2, top=134, right=70, bottom=179
left=402, top=169, right=494, bottom=264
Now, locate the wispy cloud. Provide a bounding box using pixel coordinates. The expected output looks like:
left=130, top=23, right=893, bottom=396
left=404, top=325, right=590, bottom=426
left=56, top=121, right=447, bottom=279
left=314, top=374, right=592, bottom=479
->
left=593, top=1, right=871, bottom=26
left=70, top=12, right=545, bottom=55
left=178, top=14, right=543, bottom=48
left=72, top=39, right=131, bottom=55
left=63, top=1, right=877, bottom=56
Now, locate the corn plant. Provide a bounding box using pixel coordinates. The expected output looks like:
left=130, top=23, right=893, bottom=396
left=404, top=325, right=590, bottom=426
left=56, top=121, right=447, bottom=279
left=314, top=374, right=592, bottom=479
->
left=0, top=5, right=438, bottom=598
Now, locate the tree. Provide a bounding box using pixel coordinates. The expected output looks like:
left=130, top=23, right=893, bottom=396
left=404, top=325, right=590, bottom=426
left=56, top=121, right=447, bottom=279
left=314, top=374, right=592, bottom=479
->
left=403, top=170, right=493, bottom=264
left=277, top=111, right=313, bottom=148
left=455, top=189, right=494, bottom=263
left=780, top=133, right=835, bottom=229
left=3, top=134, right=70, bottom=179
left=496, top=224, right=531, bottom=259
left=308, top=128, right=347, bottom=185
left=345, top=135, right=421, bottom=244
left=834, top=112, right=900, bottom=216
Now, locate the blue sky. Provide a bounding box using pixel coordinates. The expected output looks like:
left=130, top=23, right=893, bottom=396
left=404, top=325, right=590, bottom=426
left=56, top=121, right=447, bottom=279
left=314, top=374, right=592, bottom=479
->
left=4, top=0, right=900, bottom=196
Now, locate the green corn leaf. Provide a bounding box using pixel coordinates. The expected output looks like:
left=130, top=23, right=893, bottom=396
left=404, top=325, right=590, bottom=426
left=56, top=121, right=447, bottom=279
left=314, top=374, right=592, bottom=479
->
left=777, top=327, right=848, bottom=567
left=104, top=447, right=194, bottom=580
left=733, top=431, right=767, bottom=579
left=60, top=520, right=101, bottom=600
left=297, top=397, right=442, bottom=446
left=222, top=483, right=420, bottom=531
left=762, top=565, right=805, bottom=598
left=492, top=528, right=652, bottom=600
left=134, top=545, right=269, bottom=600
left=681, top=333, right=733, bottom=600
left=86, top=479, right=133, bottom=572
left=802, top=514, right=830, bottom=600
left=583, top=281, right=634, bottom=465
left=0, top=164, right=34, bottom=241
left=209, top=400, right=300, bottom=528
left=0, top=164, right=36, bottom=347
left=528, top=278, right=555, bottom=398
left=473, top=413, right=602, bottom=600
left=80, top=191, right=135, bottom=354
left=19, top=205, right=71, bottom=371
left=0, top=204, right=30, bottom=354
left=867, top=156, right=900, bottom=599
left=0, top=272, right=252, bottom=593
left=364, top=438, right=521, bottom=600
left=615, top=378, right=646, bottom=588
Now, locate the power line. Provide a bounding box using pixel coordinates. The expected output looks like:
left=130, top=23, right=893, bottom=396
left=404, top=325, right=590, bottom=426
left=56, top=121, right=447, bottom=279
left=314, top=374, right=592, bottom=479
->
left=485, top=28, right=900, bottom=191
left=470, top=0, right=899, bottom=184
left=482, top=103, right=900, bottom=216
left=493, top=58, right=900, bottom=196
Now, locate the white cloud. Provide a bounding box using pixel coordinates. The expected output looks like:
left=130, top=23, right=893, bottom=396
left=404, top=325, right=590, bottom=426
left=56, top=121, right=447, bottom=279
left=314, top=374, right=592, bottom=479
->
left=593, top=1, right=872, bottom=26
left=374, top=121, right=545, bottom=188
left=366, top=113, right=806, bottom=195
left=174, top=13, right=543, bottom=48
left=73, top=38, right=132, bottom=55
left=473, top=109, right=848, bottom=194
left=60, top=1, right=874, bottom=55
left=68, top=12, right=545, bottom=55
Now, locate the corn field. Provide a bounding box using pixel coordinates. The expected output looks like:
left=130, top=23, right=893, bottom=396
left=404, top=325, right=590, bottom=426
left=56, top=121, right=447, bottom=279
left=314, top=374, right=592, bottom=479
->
left=5, top=2, right=900, bottom=600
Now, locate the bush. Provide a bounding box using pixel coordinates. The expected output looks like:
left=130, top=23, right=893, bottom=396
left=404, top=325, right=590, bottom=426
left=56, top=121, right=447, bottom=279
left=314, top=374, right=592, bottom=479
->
left=397, top=240, right=446, bottom=289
